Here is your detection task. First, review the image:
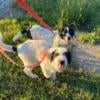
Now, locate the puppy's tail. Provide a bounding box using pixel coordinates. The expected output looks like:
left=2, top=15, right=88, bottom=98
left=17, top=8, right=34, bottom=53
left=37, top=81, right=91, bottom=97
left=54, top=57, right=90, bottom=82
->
left=0, top=33, right=17, bottom=53
left=13, top=28, right=32, bottom=42
left=13, top=31, right=23, bottom=42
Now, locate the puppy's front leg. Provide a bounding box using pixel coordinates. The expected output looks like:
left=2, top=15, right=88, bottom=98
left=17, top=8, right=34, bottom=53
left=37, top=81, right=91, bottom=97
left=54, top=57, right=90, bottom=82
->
left=23, top=67, right=39, bottom=79
left=40, top=65, right=50, bottom=78
left=50, top=72, right=57, bottom=80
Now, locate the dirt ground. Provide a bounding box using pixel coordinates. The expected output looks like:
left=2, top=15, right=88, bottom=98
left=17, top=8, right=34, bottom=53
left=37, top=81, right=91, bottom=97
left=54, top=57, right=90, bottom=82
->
left=71, top=43, right=100, bottom=73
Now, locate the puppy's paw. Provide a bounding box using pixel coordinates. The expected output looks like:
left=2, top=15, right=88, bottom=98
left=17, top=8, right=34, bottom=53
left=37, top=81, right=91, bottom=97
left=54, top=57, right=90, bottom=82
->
left=51, top=73, right=57, bottom=80
left=51, top=76, right=57, bottom=80
left=32, top=74, right=39, bottom=79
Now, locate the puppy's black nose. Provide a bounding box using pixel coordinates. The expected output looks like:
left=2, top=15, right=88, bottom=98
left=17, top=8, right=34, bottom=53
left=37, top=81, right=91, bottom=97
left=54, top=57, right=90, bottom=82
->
left=68, top=36, right=71, bottom=40
left=60, top=61, right=65, bottom=65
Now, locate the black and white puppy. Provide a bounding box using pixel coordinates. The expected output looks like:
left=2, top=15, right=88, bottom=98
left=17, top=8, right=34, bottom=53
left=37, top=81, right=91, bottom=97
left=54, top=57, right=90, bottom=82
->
left=0, top=34, right=71, bottom=80
left=13, top=25, right=75, bottom=48
left=53, top=26, right=75, bottom=48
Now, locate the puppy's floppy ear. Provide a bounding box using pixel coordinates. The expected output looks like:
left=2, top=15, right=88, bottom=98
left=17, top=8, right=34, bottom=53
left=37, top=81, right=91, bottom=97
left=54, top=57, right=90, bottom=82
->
left=69, top=24, right=76, bottom=30
left=64, top=51, right=71, bottom=64
left=69, top=24, right=76, bottom=37
left=48, top=50, right=56, bottom=62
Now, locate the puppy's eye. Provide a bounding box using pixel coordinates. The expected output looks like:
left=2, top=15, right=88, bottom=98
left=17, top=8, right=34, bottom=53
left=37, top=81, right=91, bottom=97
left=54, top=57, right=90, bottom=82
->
left=60, top=33, right=66, bottom=37
left=54, top=53, right=59, bottom=57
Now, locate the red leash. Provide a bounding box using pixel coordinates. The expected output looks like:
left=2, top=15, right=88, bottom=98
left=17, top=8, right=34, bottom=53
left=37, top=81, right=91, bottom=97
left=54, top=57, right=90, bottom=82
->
left=16, top=0, right=51, bottom=31
left=0, top=48, right=22, bottom=67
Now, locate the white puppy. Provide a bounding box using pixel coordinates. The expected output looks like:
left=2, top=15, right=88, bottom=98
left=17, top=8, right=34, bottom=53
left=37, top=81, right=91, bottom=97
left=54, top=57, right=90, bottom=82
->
left=0, top=34, right=71, bottom=80
left=12, top=25, right=75, bottom=49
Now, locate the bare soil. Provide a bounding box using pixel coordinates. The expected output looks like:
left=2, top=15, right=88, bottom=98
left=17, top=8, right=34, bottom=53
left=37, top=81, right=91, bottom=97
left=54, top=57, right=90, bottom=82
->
left=71, top=43, right=100, bottom=73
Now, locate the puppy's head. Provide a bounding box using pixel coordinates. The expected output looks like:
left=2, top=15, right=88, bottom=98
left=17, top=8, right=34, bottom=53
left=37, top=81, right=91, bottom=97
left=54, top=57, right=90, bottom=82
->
left=48, top=47, right=71, bottom=73
left=59, top=26, right=75, bottom=46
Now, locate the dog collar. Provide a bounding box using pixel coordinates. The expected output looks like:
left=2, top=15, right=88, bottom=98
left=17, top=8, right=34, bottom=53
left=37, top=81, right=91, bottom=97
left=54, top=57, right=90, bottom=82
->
left=39, top=50, right=49, bottom=62
left=26, top=50, right=49, bottom=68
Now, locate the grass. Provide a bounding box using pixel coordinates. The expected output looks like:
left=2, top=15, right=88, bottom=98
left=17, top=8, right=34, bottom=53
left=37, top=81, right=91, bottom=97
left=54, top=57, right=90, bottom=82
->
left=76, top=29, right=100, bottom=45
left=0, top=19, right=100, bottom=99
left=22, top=0, right=100, bottom=30
left=0, top=55, right=100, bottom=99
